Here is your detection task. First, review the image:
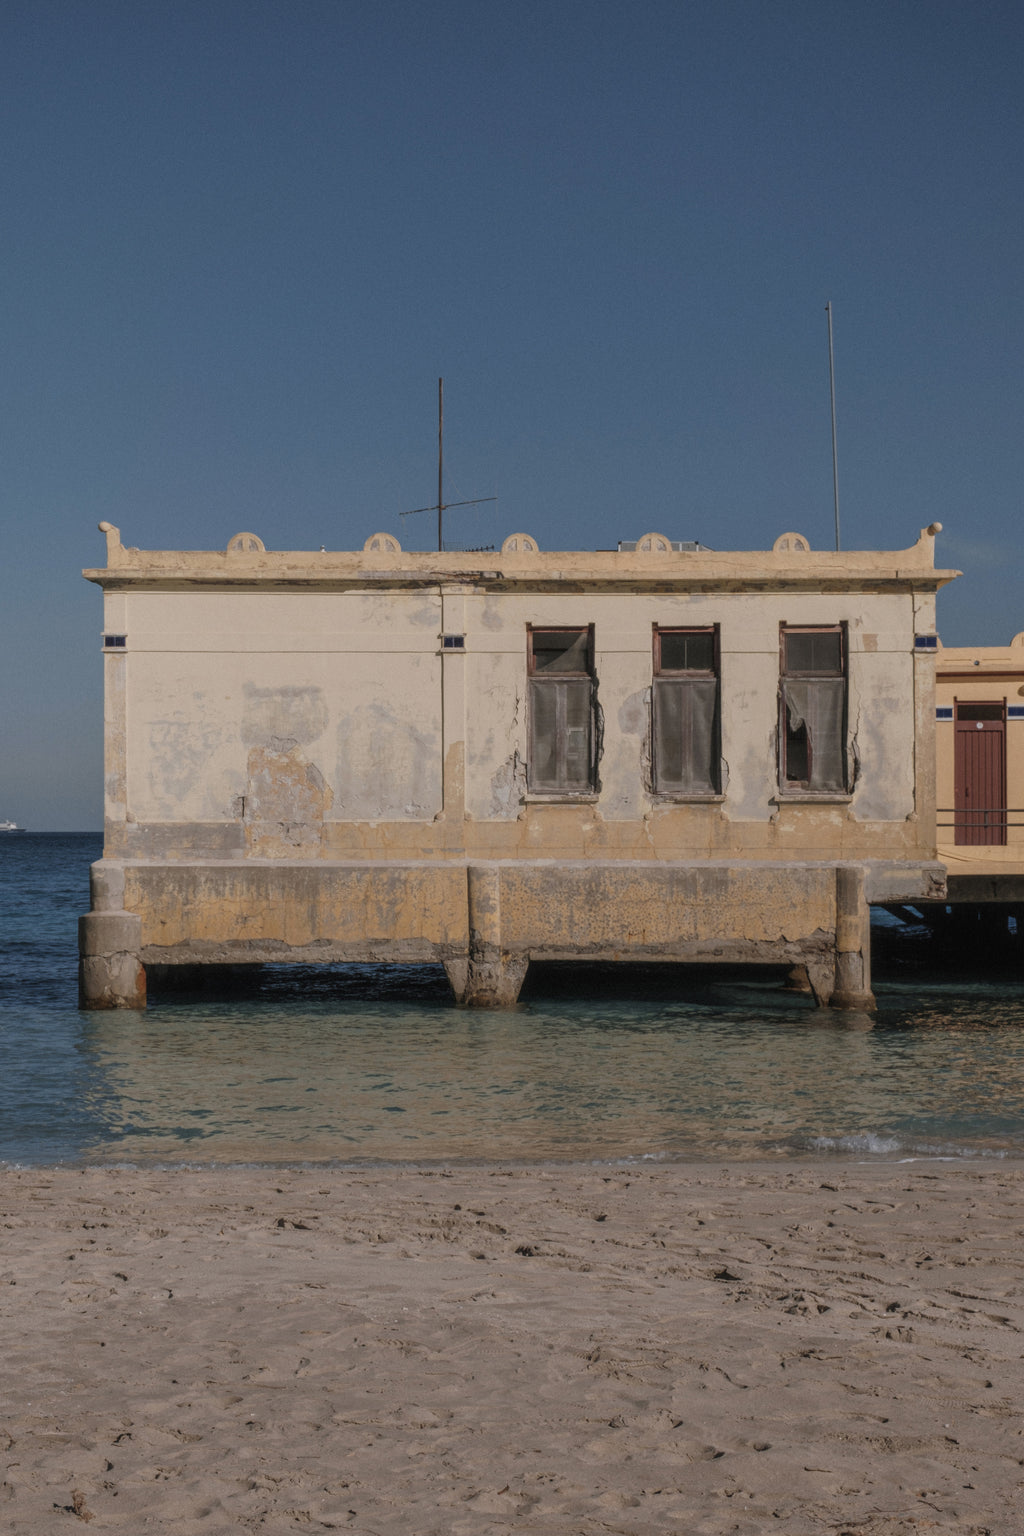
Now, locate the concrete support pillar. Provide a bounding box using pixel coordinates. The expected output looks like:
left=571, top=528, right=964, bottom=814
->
left=829, top=864, right=875, bottom=1011
left=444, top=864, right=529, bottom=1007
left=78, top=859, right=146, bottom=1010
left=803, top=958, right=837, bottom=1009
left=78, top=910, right=146, bottom=1009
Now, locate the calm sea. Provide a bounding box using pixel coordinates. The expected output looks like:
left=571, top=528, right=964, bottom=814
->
left=2, top=832, right=1024, bottom=1167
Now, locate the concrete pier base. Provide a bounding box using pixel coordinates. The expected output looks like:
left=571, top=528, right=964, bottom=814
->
left=444, top=954, right=530, bottom=1007
left=75, top=854, right=903, bottom=1011
left=828, top=865, right=875, bottom=1011
left=78, top=910, right=146, bottom=1010
left=444, top=864, right=530, bottom=1006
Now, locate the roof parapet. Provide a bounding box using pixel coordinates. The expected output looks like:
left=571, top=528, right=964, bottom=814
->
left=84, top=520, right=959, bottom=591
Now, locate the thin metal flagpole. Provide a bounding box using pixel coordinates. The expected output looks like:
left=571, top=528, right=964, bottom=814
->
left=826, top=301, right=840, bottom=552
left=437, top=377, right=444, bottom=553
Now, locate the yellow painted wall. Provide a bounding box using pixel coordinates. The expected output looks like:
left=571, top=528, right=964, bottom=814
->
left=936, top=633, right=1024, bottom=875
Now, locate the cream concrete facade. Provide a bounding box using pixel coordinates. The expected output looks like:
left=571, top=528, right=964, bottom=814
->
left=79, top=521, right=957, bottom=1009
left=935, top=634, right=1024, bottom=893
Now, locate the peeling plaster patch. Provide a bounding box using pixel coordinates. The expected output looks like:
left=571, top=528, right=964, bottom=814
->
left=861, top=634, right=878, bottom=652
left=724, top=725, right=778, bottom=822
left=241, top=683, right=328, bottom=749
left=441, top=742, right=466, bottom=820
left=480, top=599, right=503, bottom=631
left=409, top=599, right=440, bottom=627
left=147, top=717, right=222, bottom=813
left=849, top=691, right=913, bottom=819
left=639, top=719, right=653, bottom=795
left=849, top=723, right=861, bottom=793
left=244, top=744, right=334, bottom=857
left=489, top=751, right=527, bottom=818
left=335, top=702, right=440, bottom=819
left=618, top=690, right=648, bottom=735
left=465, top=669, right=523, bottom=812
left=593, top=689, right=605, bottom=793
left=614, top=691, right=654, bottom=804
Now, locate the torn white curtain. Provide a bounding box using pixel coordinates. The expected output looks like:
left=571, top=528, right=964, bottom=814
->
left=784, top=678, right=845, bottom=791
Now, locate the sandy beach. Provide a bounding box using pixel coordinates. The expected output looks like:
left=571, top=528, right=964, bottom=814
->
left=2, top=1162, right=1021, bottom=1535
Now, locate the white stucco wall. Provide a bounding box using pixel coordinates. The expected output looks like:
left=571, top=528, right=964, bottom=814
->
left=110, top=583, right=921, bottom=842
left=119, top=590, right=445, bottom=826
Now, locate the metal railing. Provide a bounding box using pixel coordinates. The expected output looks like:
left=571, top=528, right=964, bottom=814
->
left=937, top=807, right=1024, bottom=839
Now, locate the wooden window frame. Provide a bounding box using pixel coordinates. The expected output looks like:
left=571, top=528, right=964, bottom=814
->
left=778, top=623, right=848, bottom=795
left=526, top=625, right=597, bottom=795
left=651, top=625, right=721, bottom=796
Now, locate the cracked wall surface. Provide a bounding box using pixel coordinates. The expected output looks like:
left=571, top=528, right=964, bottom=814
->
left=105, top=582, right=932, bottom=862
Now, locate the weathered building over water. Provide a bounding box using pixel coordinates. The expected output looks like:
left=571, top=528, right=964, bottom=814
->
left=79, top=521, right=957, bottom=1010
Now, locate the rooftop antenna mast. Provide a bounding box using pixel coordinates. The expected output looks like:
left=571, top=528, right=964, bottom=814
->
left=826, top=301, right=841, bottom=552
left=400, top=378, right=496, bottom=552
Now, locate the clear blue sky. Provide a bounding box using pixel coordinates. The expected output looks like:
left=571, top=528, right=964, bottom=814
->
left=2, top=0, right=1022, bottom=828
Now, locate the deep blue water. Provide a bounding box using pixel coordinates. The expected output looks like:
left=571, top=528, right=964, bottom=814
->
left=2, top=832, right=1024, bottom=1166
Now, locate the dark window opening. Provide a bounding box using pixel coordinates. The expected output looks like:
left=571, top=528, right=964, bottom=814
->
left=652, top=626, right=720, bottom=795
left=657, top=628, right=715, bottom=674
left=528, top=626, right=596, bottom=793
left=530, top=628, right=592, bottom=674
left=780, top=624, right=847, bottom=793
left=784, top=629, right=843, bottom=674
left=785, top=718, right=810, bottom=783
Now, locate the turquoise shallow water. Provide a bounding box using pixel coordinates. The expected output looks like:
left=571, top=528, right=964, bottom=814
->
left=3, top=834, right=1024, bottom=1165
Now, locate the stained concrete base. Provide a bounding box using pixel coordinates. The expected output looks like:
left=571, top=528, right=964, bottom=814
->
left=443, top=955, right=531, bottom=1008
left=78, top=911, right=146, bottom=1010
left=72, top=856, right=933, bottom=1011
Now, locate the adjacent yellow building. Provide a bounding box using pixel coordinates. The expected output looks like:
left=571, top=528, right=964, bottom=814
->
left=936, top=634, right=1024, bottom=890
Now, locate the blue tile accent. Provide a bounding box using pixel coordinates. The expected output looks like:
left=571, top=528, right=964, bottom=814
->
left=936, top=707, right=953, bottom=719
left=1008, top=707, right=1024, bottom=719
left=915, top=634, right=938, bottom=650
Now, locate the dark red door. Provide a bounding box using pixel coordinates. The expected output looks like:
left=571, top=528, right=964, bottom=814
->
left=954, top=702, right=1006, bottom=845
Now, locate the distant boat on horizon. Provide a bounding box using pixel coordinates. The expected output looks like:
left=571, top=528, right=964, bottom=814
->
left=0, top=819, right=26, bottom=832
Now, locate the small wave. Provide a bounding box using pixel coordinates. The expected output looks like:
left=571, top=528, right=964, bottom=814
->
left=808, top=1132, right=903, bottom=1156
left=806, top=1132, right=1012, bottom=1161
